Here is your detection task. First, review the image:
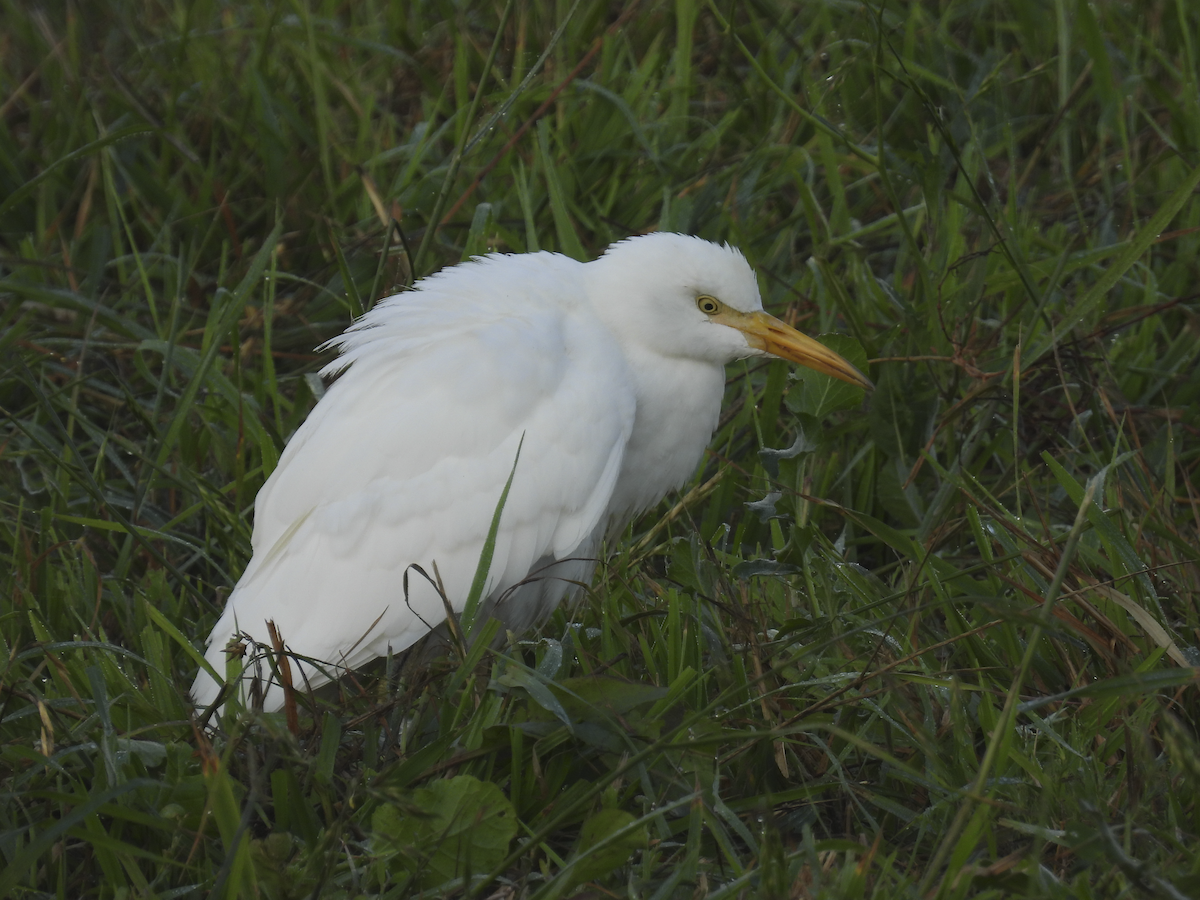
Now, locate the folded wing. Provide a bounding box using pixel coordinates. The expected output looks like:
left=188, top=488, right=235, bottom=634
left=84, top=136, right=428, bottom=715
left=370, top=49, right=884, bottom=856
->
left=191, top=253, right=636, bottom=710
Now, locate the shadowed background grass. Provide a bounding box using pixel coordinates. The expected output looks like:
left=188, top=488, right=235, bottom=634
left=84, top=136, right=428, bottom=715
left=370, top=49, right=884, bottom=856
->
left=2, top=1, right=1199, bottom=897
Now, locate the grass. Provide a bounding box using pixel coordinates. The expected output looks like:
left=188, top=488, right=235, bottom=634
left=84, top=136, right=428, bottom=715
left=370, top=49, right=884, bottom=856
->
left=2, top=0, right=1199, bottom=896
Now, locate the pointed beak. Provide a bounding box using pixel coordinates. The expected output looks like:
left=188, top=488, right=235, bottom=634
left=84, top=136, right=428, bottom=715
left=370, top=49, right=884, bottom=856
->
left=719, top=310, right=874, bottom=389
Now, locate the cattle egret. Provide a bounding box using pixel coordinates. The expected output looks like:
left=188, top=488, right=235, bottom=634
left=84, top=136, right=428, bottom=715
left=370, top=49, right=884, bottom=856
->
left=191, top=233, right=871, bottom=711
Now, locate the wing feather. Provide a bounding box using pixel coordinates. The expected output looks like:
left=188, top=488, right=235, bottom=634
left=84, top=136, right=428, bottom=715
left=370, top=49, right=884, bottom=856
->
left=192, top=252, right=636, bottom=709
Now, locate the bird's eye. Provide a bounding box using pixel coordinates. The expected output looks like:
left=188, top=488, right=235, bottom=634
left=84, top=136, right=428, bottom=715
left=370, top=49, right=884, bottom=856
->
left=696, top=295, right=721, bottom=315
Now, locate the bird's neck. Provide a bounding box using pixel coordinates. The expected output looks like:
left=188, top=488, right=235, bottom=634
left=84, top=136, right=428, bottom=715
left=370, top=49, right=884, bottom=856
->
left=608, top=347, right=727, bottom=522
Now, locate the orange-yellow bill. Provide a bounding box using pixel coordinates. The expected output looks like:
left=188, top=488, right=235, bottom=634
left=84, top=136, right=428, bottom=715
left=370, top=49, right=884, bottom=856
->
left=720, top=309, right=873, bottom=389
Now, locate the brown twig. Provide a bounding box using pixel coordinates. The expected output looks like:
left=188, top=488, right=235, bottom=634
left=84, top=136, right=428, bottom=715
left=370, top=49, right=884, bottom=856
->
left=266, top=620, right=299, bottom=736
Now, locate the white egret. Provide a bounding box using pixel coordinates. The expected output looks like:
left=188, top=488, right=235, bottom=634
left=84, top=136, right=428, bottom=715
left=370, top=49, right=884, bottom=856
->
left=191, top=233, right=870, bottom=711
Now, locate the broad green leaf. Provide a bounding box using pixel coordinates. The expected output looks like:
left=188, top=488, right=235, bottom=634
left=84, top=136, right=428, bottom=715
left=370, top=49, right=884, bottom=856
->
left=565, top=808, right=648, bottom=888
left=785, top=334, right=869, bottom=419
left=497, top=666, right=575, bottom=733
left=372, top=775, right=517, bottom=890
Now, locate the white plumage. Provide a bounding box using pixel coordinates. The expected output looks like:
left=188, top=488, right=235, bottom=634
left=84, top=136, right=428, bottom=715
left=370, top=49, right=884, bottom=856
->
left=191, top=233, right=869, bottom=711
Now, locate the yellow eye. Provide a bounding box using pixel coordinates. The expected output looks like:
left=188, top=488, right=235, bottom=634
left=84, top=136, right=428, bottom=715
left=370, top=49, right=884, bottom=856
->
left=696, top=295, right=721, bottom=315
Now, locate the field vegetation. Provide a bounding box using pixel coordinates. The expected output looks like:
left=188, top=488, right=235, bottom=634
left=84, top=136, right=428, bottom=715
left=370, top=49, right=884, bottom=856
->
left=2, top=0, right=1199, bottom=896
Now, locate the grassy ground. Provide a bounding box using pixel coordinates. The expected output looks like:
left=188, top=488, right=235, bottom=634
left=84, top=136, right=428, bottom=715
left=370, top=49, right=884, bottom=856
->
left=3, top=0, right=1200, bottom=897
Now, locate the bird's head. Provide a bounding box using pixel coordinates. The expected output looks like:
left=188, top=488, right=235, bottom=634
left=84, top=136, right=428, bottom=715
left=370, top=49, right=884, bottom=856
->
left=586, top=232, right=872, bottom=388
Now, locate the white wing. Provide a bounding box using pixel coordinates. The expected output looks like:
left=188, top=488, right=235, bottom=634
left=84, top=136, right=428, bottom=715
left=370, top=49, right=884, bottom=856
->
left=192, top=252, right=636, bottom=709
